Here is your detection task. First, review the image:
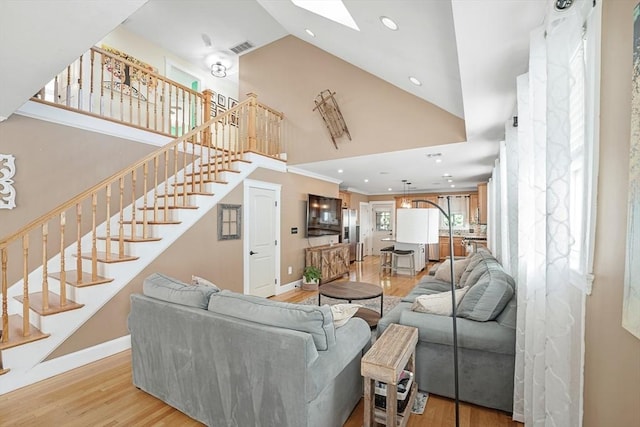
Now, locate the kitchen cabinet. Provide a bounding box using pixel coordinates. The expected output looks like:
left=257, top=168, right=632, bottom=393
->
left=338, top=191, right=351, bottom=208
left=439, top=236, right=465, bottom=260
left=305, top=243, right=350, bottom=284
left=393, top=242, right=426, bottom=273
left=469, top=193, right=479, bottom=224
left=477, top=183, right=488, bottom=224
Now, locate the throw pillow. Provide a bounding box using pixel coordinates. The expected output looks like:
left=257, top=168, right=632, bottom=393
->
left=191, top=275, right=220, bottom=291
left=329, top=304, right=362, bottom=328
left=411, top=287, right=469, bottom=316
left=434, top=258, right=472, bottom=286
left=456, top=272, right=514, bottom=321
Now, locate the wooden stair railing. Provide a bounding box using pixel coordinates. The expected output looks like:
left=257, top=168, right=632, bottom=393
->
left=32, top=46, right=206, bottom=138
left=0, top=93, right=283, bottom=351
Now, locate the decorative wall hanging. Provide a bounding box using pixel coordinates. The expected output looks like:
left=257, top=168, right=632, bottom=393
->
left=622, top=2, right=640, bottom=339
left=313, top=89, right=351, bottom=149
left=218, top=204, right=241, bottom=240
left=0, top=154, right=16, bottom=209
left=101, top=45, right=158, bottom=101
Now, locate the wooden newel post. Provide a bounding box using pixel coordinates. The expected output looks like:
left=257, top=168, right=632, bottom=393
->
left=203, top=89, right=214, bottom=148
left=247, top=92, right=258, bottom=152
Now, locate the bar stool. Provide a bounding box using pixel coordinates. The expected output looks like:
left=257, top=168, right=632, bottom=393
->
left=392, top=249, right=415, bottom=276
left=379, top=246, right=394, bottom=275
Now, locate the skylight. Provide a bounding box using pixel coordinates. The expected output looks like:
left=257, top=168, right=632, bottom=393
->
left=291, top=0, right=360, bottom=31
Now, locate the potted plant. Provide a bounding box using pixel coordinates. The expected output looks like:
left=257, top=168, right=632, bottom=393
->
left=302, top=265, right=322, bottom=291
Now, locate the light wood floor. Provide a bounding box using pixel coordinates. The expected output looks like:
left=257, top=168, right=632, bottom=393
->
left=0, top=256, right=521, bottom=427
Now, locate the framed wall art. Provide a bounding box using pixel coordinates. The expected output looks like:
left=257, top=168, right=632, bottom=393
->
left=218, top=204, right=241, bottom=240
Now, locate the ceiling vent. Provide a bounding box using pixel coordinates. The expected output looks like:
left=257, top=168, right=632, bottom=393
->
left=229, top=41, right=254, bottom=55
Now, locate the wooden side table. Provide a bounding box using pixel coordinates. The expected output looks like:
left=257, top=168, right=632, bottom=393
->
left=361, top=324, right=419, bottom=427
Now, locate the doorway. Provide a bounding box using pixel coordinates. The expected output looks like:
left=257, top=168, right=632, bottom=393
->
left=370, top=201, right=395, bottom=255
left=243, top=180, right=281, bottom=297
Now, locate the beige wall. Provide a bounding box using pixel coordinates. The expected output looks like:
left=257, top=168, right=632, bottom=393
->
left=584, top=0, right=640, bottom=425
left=239, top=35, right=466, bottom=165
left=0, top=115, right=156, bottom=239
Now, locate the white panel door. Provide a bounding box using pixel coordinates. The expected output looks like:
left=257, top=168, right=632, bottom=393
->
left=248, top=186, right=277, bottom=297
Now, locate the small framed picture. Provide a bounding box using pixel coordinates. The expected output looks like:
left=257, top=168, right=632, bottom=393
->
left=210, top=99, right=217, bottom=118
left=228, top=98, right=239, bottom=126
left=228, top=97, right=238, bottom=109
left=217, top=93, right=226, bottom=107
left=217, top=106, right=227, bottom=124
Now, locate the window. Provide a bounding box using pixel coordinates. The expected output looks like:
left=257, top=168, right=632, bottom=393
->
left=376, top=211, right=391, bottom=231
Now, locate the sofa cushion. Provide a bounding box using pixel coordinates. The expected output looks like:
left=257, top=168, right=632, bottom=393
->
left=458, top=253, right=484, bottom=287
left=457, top=270, right=514, bottom=321
left=207, top=290, right=336, bottom=350
left=142, top=273, right=219, bottom=309
left=411, top=286, right=469, bottom=316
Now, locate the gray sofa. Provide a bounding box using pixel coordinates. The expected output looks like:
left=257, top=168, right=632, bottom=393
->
left=378, top=248, right=517, bottom=413
left=129, top=273, right=371, bottom=427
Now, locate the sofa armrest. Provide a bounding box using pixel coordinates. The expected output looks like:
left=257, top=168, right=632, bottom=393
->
left=306, top=317, right=370, bottom=401
left=398, top=310, right=515, bottom=355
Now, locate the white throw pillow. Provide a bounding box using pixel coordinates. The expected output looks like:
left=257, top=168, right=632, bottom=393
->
left=411, top=287, right=470, bottom=316
left=434, top=257, right=472, bottom=286
left=191, top=275, right=220, bottom=291
left=330, top=303, right=362, bottom=328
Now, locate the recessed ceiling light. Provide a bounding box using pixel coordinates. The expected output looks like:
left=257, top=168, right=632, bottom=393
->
left=409, top=76, right=422, bottom=86
left=447, top=179, right=453, bottom=183
left=435, top=159, right=442, bottom=163
left=338, top=169, right=343, bottom=173
left=388, top=187, right=393, bottom=191
left=364, top=179, right=369, bottom=183
left=305, top=28, right=315, bottom=37
left=380, top=16, right=398, bottom=30
left=450, top=184, right=456, bottom=188
left=442, top=173, right=452, bottom=178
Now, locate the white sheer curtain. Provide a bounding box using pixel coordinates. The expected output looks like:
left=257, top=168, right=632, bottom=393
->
left=507, top=7, right=590, bottom=425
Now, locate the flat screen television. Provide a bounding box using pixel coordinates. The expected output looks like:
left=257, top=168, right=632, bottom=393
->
left=306, top=194, right=342, bottom=237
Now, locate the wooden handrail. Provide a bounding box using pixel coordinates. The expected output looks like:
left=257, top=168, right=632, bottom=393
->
left=0, top=98, right=251, bottom=249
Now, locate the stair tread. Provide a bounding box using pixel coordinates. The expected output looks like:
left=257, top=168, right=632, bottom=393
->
left=14, top=291, right=84, bottom=316
left=0, top=315, right=50, bottom=351
left=173, top=179, right=228, bottom=185
left=138, top=205, right=198, bottom=210
left=77, top=252, right=139, bottom=263
left=122, top=220, right=182, bottom=225
left=203, top=158, right=251, bottom=166
left=97, top=235, right=162, bottom=242
left=155, top=191, right=214, bottom=196
left=186, top=169, right=239, bottom=175
left=49, top=270, right=113, bottom=287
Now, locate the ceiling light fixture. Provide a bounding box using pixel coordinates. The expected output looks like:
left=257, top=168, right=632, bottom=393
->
left=380, top=16, right=398, bottom=30
left=388, top=187, right=393, bottom=191
left=211, top=62, right=227, bottom=78
left=401, top=179, right=412, bottom=209
left=364, top=178, right=369, bottom=183
left=436, top=159, right=442, bottom=163
left=409, top=76, right=422, bottom=86
left=305, top=28, right=315, bottom=37
left=450, top=184, right=456, bottom=188
left=338, top=169, right=343, bottom=173
left=442, top=173, right=452, bottom=178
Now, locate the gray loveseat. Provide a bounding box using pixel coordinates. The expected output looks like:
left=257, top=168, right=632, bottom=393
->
left=129, top=273, right=371, bottom=427
left=377, top=248, right=517, bottom=413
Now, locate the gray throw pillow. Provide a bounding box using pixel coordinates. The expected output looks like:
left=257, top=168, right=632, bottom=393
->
left=143, top=272, right=219, bottom=309
left=457, top=271, right=514, bottom=322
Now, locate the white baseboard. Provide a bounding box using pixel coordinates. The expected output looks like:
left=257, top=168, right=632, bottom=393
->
left=276, top=279, right=301, bottom=295
left=0, top=335, right=131, bottom=395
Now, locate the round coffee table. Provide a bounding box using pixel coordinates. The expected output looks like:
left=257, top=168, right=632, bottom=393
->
left=318, top=281, right=384, bottom=327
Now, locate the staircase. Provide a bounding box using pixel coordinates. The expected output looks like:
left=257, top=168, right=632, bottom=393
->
left=0, top=95, right=285, bottom=394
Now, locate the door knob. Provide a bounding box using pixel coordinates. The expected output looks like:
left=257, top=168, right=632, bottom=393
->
left=250, top=250, right=258, bottom=255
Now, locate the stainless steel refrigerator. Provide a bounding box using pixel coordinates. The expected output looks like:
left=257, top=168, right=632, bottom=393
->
left=341, top=208, right=357, bottom=262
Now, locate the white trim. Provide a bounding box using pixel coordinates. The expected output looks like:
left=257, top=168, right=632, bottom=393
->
left=276, top=279, right=301, bottom=295
left=287, top=166, right=343, bottom=184
left=16, top=100, right=172, bottom=147
left=0, top=115, right=7, bottom=122
left=0, top=335, right=131, bottom=395
left=243, top=179, right=282, bottom=296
